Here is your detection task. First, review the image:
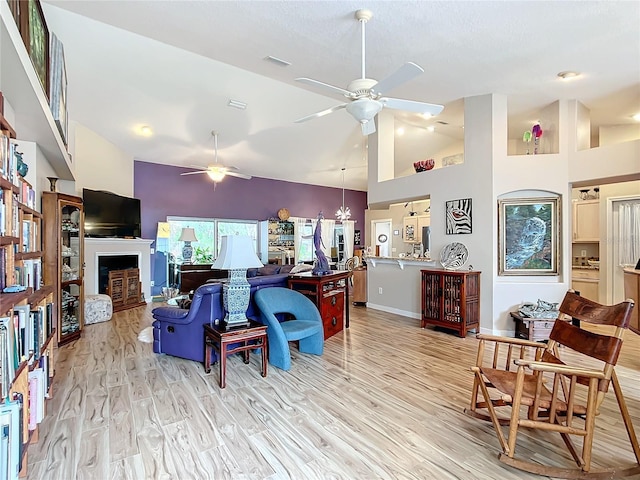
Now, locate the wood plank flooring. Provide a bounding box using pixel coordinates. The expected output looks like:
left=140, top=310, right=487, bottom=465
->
left=26, top=302, right=640, bottom=479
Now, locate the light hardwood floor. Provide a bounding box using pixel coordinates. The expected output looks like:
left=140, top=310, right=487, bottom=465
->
left=26, top=301, right=640, bottom=479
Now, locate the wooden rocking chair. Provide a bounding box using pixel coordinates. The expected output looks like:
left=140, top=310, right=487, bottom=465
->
left=465, top=291, right=640, bottom=478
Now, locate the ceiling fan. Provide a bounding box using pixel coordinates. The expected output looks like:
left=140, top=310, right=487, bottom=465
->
left=294, top=9, right=444, bottom=136
left=180, top=131, right=251, bottom=183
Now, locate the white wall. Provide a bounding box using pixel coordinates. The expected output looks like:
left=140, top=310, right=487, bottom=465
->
left=72, top=123, right=134, bottom=197
left=600, top=124, right=640, bottom=146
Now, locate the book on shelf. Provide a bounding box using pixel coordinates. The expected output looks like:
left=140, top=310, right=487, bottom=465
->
left=0, top=399, right=20, bottom=480
left=0, top=189, right=5, bottom=236
left=10, top=194, right=18, bottom=238
left=0, top=248, right=6, bottom=291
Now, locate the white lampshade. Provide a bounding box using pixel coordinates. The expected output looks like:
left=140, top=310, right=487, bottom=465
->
left=212, top=235, right=263, bottom=270
left=178, top=227, right=198, bottom=242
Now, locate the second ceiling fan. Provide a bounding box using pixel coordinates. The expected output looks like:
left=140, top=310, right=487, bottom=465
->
left=295, top=9, right=444, bottom=135
left=180, top=131, right=251, bottom=184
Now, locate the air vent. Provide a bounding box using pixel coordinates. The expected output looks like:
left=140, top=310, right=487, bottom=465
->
left=264, top=55, right=291, bottom=67
left=436, top=121, right=449, bottom=125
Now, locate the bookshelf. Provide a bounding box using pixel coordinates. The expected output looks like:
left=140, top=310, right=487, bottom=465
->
left=0, top=114, right=55, bottom=478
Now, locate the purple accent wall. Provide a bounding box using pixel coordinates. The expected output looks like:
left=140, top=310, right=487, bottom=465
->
left=134, top=160, right=368, bottom=244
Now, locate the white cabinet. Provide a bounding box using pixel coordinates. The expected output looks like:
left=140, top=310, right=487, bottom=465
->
left=573, top=200, right=599, bottom=242
left=571, top=268, right=599, bottom=302
left=403, top=215, right=430, bottom=244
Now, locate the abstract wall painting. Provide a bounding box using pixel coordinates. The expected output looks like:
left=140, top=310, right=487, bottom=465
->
left=445, top=198, right=472, bottom=235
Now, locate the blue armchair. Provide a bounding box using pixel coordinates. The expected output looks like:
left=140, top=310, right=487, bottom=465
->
left=254, top=287, right=324, bottom=371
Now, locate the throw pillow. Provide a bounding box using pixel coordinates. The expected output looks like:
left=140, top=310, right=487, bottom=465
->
left=290, top=263, right=313, bottom=274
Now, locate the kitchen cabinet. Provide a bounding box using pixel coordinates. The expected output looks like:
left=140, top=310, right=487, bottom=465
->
left=352, top=266, right=367, bottom=304
left=571, top=268, right=599, bottom=303
left=623, top=268, right=639, bottom=334
left=572, top=200, right=599, bottom=242
left=403, top=215, right=430, bottom=244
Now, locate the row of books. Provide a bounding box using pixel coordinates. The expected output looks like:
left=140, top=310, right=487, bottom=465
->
left=0, top=190, right=20, bottom=238
left=20, top=219, right=38, bottom=253
left=0, top=303, right=54, bottom=401
left=0, top=133, right=19, bottom=188
left=14, top=259, right=42, bottom=291
left=18, top=182, right=35, bottom=212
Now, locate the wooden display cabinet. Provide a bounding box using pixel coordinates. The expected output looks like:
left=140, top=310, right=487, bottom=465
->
left=420, top=269, right=481, bottom=337
left=288, top=271, right=351, bottom=340
left=42, top=192, right=84, bottom=345
left=108, top=268, right=145, bottom=312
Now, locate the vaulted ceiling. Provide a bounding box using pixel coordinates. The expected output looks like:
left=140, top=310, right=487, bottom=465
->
left=42, top=1, right=640, bottom=191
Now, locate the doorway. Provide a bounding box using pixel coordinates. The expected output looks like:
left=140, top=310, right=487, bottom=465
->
left=371, top=219, right=392, bottom=257
left=608, top=196, right=640, bottom=303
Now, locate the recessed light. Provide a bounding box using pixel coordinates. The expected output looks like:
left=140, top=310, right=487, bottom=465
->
left=557, top=71, right=580, bottom=80
left=139, top=125, right=152, bottom=136
left=421, top=113, right=433, bottom=119
left=427, top=126, right=435, bottom=133
left=633, top=113, right=640, bottom=122
left=396, top=127, right=405, bottom=135
left=227, top=99, right=247, bottom=110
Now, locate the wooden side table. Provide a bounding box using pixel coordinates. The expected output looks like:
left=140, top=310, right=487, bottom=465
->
left=510, top=311, right=556, bottom=342
left=203, top=321, right=268, bottom=388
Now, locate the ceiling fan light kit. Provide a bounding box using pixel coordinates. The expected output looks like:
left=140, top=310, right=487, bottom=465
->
left=179, top=130, right=252, bottom=184
left=294, top=9, right=444, bottom=136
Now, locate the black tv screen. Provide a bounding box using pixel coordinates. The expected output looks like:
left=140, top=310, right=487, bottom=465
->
left=83, top=188, right=141, bottom=238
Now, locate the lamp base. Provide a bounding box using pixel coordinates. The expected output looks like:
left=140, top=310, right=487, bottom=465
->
left=182, top=241, right=193, bottom=264
left=222, top=268, right=251, bottom=327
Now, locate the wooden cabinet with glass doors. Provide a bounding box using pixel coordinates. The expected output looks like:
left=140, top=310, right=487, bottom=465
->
left=43, top=192, right=84, bottom=345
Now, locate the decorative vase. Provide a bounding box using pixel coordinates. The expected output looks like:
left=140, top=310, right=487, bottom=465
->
left=47, top=177, right=59, bottom=192
left=413, top=158, right=435, bottom=172
left=15, top=152, right=28, bottom=177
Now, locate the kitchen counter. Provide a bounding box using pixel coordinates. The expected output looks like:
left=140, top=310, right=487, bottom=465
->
left=366, top=256, right=436, bottom=270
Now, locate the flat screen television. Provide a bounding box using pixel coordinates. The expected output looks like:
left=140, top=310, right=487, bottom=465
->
left=83, top=188, right=141, bottom=238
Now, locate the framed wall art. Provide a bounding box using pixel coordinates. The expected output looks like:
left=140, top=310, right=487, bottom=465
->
left=445, top=198, right=472, bottom=234
left=20, top=0, right=49, bottom=98
left=498, top=196, right=560, bottom=276
left=49, top=33, right=67, bottom=144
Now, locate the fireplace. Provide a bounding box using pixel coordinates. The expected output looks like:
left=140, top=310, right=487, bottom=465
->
left=84, top=238, right=153, bottom=302
left=98, top=254, right=138, bottom=294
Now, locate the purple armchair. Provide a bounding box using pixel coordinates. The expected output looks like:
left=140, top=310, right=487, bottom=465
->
left=152, top=273, right=289, bottom=362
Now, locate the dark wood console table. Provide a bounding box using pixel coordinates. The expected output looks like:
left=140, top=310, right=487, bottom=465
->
left=288, top=270, right=351, bottom=340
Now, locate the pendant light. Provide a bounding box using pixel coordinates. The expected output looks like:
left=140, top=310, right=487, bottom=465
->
left=336, top=167, right=351, bottom=221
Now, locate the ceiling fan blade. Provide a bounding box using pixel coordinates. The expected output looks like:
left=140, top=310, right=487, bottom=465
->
left=295, top=77, right=352, bottom=97
left=180, top=170, right=209, bottom=176
left=370, top=62, right=424, bottom=96
left=294, top=103, right=347, bottom=123
left=380, top=97, right=444, bottom=116
left=226, top=171, right=252, bottom=180
left=188, top=165, right=208, bottom=170
left=361, top=120, right=376, bottom=136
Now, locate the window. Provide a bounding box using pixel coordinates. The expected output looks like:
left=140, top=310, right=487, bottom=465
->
left=167, top=217, right=258, bottom=263
left=297, top=222, right=314, bottom=262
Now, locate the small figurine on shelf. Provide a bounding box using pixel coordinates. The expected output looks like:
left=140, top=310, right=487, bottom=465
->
left=532, top=123, right=543, bottom=154
left=522, top=130, right=532, bottom=155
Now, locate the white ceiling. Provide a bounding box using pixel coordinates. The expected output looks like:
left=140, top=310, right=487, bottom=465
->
left=42, top=1, right=640, bottom=191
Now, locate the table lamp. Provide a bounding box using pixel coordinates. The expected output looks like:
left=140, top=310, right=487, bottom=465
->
left=178, top=227, right=198, bottom=264
left=212, top=235, right=264, bottom=327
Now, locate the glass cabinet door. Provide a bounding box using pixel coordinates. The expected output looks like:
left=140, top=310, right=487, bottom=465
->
left=60, top=203, right=83, bottom=341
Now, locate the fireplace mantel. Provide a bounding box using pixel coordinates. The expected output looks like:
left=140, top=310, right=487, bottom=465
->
left=85, top=238, right=153, bottom=302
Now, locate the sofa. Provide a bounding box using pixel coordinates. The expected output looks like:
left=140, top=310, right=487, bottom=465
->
left=152, top=267, right=295, bottom=363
